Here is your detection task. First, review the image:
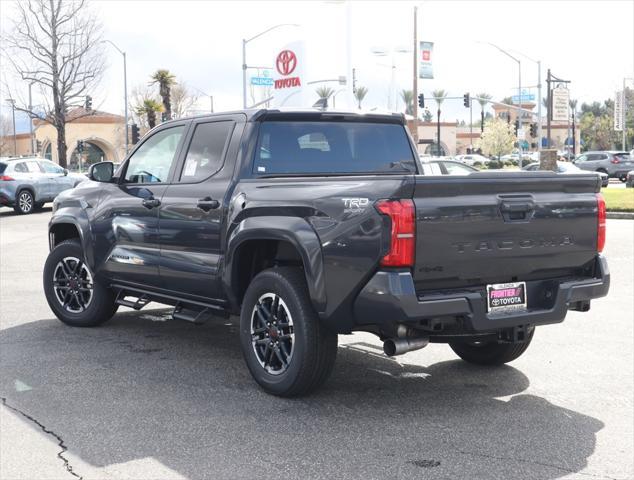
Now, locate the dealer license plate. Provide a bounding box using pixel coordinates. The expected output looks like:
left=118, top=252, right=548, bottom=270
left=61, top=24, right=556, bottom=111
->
left=486, top=282, right=527, bottom=313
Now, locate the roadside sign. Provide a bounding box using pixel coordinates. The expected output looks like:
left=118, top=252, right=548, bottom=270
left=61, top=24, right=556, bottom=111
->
left=614, top=90, right=623, bottom=131
left=251, top=77, right=274, bottom=86
left=512, top=92, right=535, bottom=104
left=551, top=87, right=569, bottom=122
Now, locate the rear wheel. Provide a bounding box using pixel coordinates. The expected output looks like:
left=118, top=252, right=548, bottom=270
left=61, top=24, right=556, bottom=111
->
left=449, top=328, right=535, bottom=365
left=239, top=267, right=338, bottom=397
left=14, top=190, right=34, bottom=214
left=43, top=239, right=118, bottom=327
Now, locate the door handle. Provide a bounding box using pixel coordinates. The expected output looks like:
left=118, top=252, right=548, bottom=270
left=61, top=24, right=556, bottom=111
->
left=142, top=197, right=161, bottom=209
left=197, top=197, right=220, bottom=212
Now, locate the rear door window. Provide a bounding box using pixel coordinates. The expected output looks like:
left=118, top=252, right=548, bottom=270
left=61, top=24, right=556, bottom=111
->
left=14, top=162, right=27, bottom=173
left=253, top=121, right=416, bottom=175
left=179, top=121, right=234, bottom=182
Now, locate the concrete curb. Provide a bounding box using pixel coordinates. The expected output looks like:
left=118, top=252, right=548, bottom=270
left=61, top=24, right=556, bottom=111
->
left=607, top=211, right=634, bottom=219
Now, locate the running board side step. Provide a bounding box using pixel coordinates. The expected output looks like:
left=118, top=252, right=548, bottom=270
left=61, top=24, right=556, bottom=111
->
left=172, top=304, right=212, bottom=324
left=115, top=291, right=151, bottom=310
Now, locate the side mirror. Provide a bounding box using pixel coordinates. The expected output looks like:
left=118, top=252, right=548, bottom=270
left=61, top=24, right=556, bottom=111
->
left=89, top=161, right=114, bottom=182
left=63, top=168, right=69, bottom=176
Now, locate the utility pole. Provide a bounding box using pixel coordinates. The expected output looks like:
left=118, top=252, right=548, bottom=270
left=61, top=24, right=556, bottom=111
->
left=28, top=83, right=35, bottom=155
left=412, top=6, right=418, bottom=145
left=470, top=98, right=473, bottom=152
left=546, top=68, right=551, bottom=148
left=5, top=98, right=17, bottom=156
left=537, top=61, right=542, bottom=153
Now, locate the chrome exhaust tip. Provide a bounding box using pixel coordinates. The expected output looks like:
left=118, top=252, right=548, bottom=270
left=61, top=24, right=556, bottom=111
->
left=383, top=336, right=429, bottom=356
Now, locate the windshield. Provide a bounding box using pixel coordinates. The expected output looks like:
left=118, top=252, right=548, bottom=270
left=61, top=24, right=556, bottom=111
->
left=253, top=121, right=417, bottom=175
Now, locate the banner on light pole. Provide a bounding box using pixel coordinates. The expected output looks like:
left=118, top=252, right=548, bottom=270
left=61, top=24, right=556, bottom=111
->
left=418, top=41, right=434, bottom=79
left=614, top=90, right=624, bottom=131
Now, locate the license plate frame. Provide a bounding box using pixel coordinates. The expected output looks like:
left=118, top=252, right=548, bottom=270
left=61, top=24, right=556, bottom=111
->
left=486, top=281, right=527, bottom=313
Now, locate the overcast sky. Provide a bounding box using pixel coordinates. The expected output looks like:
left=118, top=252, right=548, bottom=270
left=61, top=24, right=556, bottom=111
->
left=2, top=0, right=633, bottom=132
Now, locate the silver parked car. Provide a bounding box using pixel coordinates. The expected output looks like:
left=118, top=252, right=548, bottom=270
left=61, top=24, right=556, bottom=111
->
left=573, top=151, right=634, bottom=181
left=523, top=161, right=609, bottom=187
left=0, top=157, right=86, bottom=214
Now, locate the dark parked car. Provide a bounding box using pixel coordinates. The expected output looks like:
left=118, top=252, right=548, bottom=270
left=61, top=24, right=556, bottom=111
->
left=0, top=157, right=86, bottom=214
left=626, top=170, right=634, bottom=188
left=523, top=161, right=609, bottom=187
left=574, top=151, right=634, bottom=181
left=44, top=109, right=609, bottom=396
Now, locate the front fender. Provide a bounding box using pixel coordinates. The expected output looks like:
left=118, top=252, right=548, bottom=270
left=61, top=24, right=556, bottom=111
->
left=223, top=216, right=326, bottom=314
left=48, top=207, right=94, bottom=269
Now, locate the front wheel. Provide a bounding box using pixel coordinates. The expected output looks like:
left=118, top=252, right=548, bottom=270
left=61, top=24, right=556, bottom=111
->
left=449, top=328, right=535, bottom=365
left=43, top=239, right=118, bottom=327
left=239, top=267, right=338, bottom=397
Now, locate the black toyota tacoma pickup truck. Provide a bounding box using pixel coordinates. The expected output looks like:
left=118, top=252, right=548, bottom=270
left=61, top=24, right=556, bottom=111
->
left=44, top=109, right=609, bottom=396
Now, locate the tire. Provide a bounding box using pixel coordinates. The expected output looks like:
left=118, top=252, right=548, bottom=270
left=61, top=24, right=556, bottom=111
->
left=14, top=189, right=35, bottom=214
left=239, top=267, right=338, bottom=397
left=43, top=239, right=118, bottom=327
left=619, top=175, right=627, bottom=183
left=449, top=328, right=535, bottom=365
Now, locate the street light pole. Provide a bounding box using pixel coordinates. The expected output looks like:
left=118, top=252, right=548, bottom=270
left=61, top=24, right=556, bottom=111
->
left=242, top=24, right=299, bottom=109
left=102, top=40, right=129, bottom=154
left=28, top=83, right=35, bottom=155
left=481, top=42, right=522, bottom=166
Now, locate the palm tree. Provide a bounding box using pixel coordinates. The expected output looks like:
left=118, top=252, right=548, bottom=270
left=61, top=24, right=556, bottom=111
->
left=150, top=69, right=176, bottom=121
left=315, top=86, right=335, bottom=100
left=477, top=93, right=492, bottom=134
left=354, top=86, right=368, bottom=109
left=400, top=89, right=414, bottom=116
left=432, top=89, right=447, bottom=156
left=135, top=99, right=163, bottom=129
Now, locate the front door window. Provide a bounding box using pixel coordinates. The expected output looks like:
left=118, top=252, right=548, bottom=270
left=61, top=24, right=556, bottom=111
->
left=124, top=126, right=185, bottom=184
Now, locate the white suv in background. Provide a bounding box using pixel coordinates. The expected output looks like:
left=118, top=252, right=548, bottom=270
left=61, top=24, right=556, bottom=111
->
left=454, top=154, right=490, bottom=166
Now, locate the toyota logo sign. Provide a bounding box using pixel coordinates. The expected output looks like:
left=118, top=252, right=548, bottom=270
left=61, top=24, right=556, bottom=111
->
left=276, top=50, right=297, bottom=76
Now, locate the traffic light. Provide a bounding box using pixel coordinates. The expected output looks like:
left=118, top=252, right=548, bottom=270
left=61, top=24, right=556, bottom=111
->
left=76, top=140, right=84, bottom=153
left=463, top=93, right=470, bottom=108
left=131, top=124, right=140, bottom=144
left=85, top=95, right=92, bottom=111
left=417, top=93, right=425, bottom=108
left=514, top=119, right=519, bottom=135
left=529, top=123, right=537, bottom=138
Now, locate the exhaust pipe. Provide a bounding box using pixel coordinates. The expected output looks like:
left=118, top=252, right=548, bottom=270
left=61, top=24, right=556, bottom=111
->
left=383, top=336, right=429, bottom=356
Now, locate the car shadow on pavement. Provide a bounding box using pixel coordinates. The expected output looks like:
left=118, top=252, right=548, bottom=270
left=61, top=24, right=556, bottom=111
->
left=0, top=309, right=606, bottom=480
left=0, top=206, right=52, bottom=217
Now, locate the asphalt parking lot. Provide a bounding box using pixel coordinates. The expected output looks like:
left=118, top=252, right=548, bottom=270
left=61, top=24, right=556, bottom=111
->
left=0, top=206, right=632, bottom=480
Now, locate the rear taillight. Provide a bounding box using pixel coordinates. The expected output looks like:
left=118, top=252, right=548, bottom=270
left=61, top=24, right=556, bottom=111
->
left=610, top=156, right=620, bottom=164
left=0, top=175, right=14, bottom=181
left=375, top=199, right=415, bottom=267
left=596, top=193, right=606, bottom=252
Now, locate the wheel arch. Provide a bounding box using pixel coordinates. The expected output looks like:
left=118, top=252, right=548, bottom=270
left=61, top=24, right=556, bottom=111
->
left=49, top=215, right=95, bottom=268
left=223, top=216, right=326, bottom=315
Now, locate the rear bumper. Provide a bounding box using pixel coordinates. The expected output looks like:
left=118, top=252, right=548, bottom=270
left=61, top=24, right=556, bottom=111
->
left=353, top=255, right=610, bottom=334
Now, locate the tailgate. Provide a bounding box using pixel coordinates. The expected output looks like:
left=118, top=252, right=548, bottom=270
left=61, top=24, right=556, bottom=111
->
left=412, top=172, right=601, bottom=291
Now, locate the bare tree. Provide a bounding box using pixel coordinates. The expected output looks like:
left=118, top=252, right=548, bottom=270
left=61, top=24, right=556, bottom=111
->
left=2, top=0, right=105, bottom=167
left=0, top=114, right=15, bottom=156
left=171, top=83, right=200, bottom=119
